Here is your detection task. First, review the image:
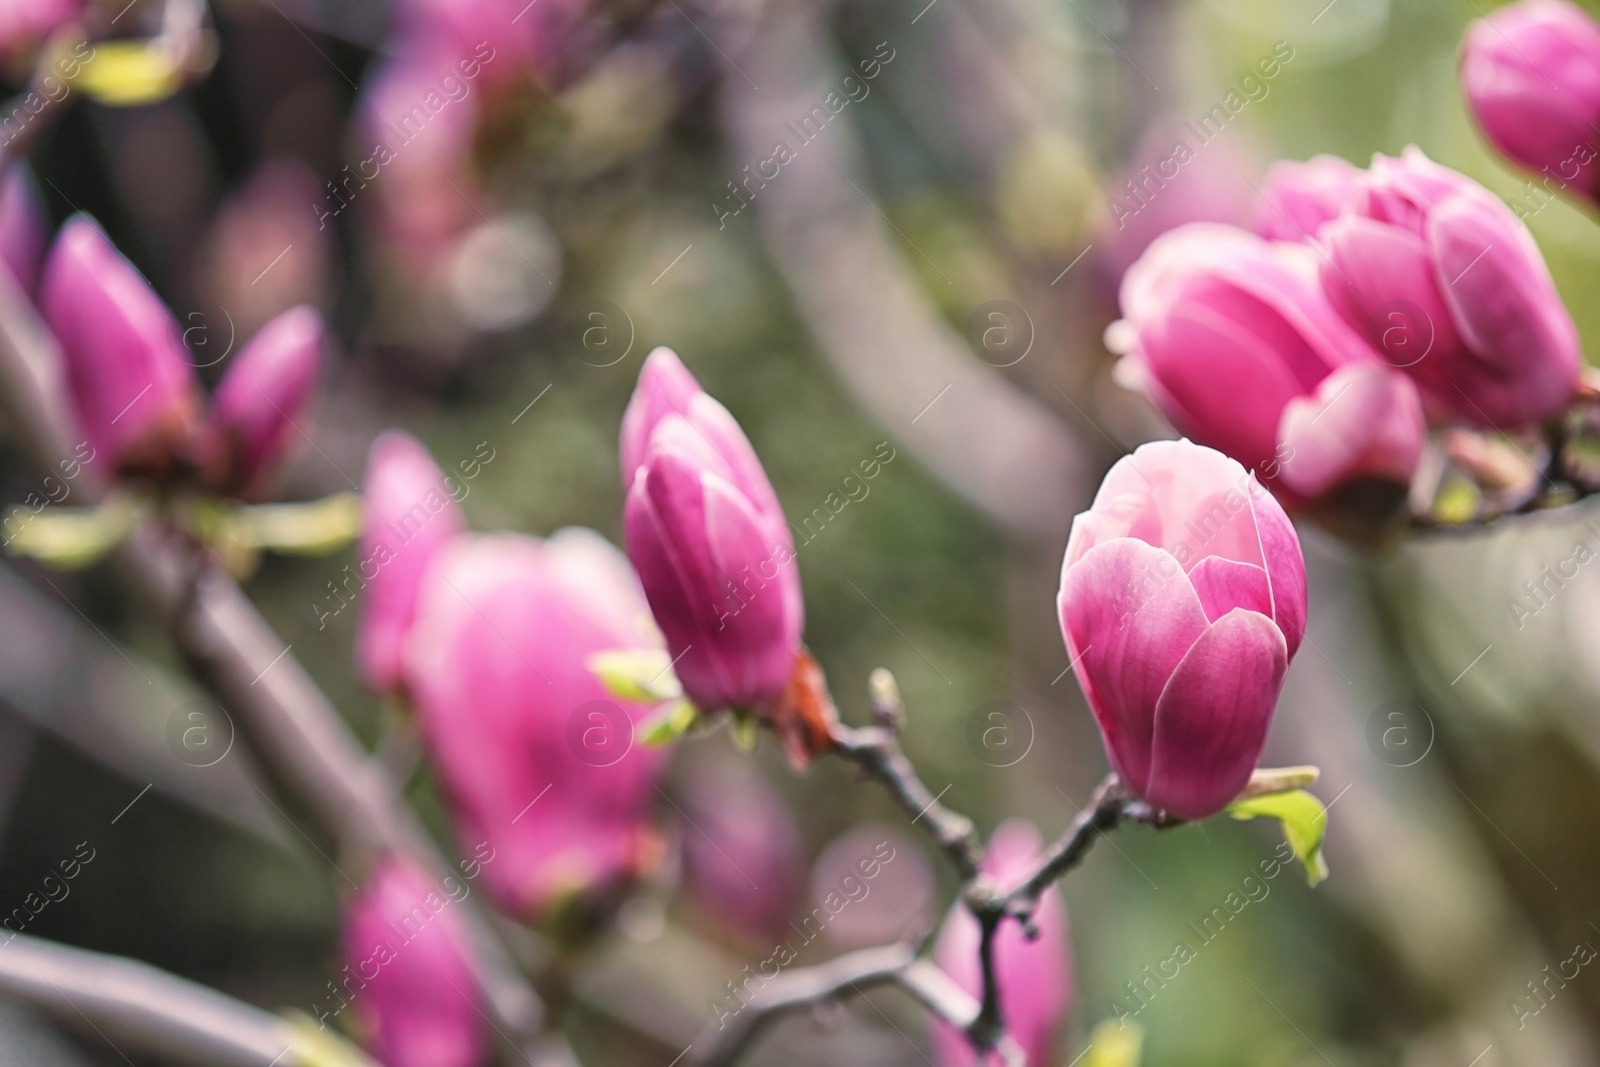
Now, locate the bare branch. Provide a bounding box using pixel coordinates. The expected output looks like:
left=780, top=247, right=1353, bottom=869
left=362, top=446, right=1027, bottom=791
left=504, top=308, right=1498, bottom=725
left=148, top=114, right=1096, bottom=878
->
left=689, top=942, right=1021, bottom=1067
left=0, top=933, right=375, bottom=1066
left=828, top=720, right=981, bottom=882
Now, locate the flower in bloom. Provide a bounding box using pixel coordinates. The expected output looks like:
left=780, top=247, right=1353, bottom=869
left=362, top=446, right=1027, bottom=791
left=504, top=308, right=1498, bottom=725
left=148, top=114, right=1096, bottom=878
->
left=198, top=306, right=323, bottom=497
left=1462, top=0, right=1600, bottom=205
left=1253, top=154, right=1365, bottom=242
left=1058, top=440, right=1306, bottom=820
left=1114, top=223, right=1424, bottom=508
left=1314, top=148, right=1582, bottom=428
left=354, top=432, right=466, bottom=695
left=622, top=347, right=803, bottom=713
left=679, top=758, right=804, bottom=942
left=404, top=528, right=668, bottom=918
left=931, top=821, right=1073, bottom=1067
left=341, top=856, right=488, bottom=1067
left=40, top=216, right=199, bottom=478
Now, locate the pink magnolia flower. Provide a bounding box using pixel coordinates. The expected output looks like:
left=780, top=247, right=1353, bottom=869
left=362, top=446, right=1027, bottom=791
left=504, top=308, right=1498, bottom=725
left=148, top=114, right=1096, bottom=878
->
left=1253, top=154, right=1365, bottom=242
left=0, top=168, right=47, bottom=294
left=404, top=528, right=668, bottom=918
left=1114, top=223, right=1424, bottom=507
left=1462, top=0, right=1600, bottom=204
left=354, top=432, right=467, bottom=695
left=198, top=306, right=323, bottom=497
left=622, top=348, right=803, bottom=713
left=932, top=821, right=1073, bottom=1067
left=0, top=0, right=82, bottom=63
left=395, top=0, right=586, bottom=91
left=680, top=759, right=804, bottom=942
left=1314, top=148, right=1581, bottom=429
left=40, top=216, right=199, bottom=479
left=1058, top=440, right=1306, bottom=820
left=341, top=856, right=488, bottom=1067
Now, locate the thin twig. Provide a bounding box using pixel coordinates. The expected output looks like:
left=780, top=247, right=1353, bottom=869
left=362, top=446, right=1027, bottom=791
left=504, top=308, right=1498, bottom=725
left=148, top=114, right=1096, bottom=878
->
left=828, top=720, right=981, bottom=882
left=690, top=942, right=1024, bottom=1067
left=0, top=932, right=376, bottom=1066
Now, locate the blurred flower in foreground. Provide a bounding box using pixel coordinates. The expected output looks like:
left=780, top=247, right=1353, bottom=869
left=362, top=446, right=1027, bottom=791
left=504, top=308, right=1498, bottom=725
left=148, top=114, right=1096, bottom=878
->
left=342, top=856, right=488, bottom=1067
left=354, top=432, right=467, bottom=695
left=405, top=528, right=668, bottom=919
left=197, top=306, right=323, bottom=497
left=680, top=758, right=804, bottom=942
left=932, top=820, right=1072, bottom=1067
left=622, top=347, right=804, bottom=714
left=40, top=216, right=331, bottom=491
left=41, top=216, right=199, bottom=478
left=1100, top=118, right=1261, bottom=279
left=1058, top=440, right=1305, bottom=820
left=0, top=168, right=47, bottom=294
left=0, top=0, right=82, bottom=66
left=195, top=158, right=333, bottom=342
left=1462, top=0, right=1600, bottom=206
left=1315, top=148, right=1582, bottom=428
left=1112, top=223, right=1424, bottom=513
left=1253, top=154, right=1364, bottom=242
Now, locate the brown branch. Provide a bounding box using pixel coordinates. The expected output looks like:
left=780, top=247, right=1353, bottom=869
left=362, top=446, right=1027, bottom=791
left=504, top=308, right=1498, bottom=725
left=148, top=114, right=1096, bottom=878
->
left=0, top=933, right=376, bottom=1066
left=689, top=942, right=1024, bottom=1067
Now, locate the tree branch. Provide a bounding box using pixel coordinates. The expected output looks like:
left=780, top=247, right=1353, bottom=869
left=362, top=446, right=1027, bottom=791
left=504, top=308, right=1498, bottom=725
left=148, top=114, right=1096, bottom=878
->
left=689, top=942, right=1024, bottom=1067
left=0, top=933, right=375, bottom=1066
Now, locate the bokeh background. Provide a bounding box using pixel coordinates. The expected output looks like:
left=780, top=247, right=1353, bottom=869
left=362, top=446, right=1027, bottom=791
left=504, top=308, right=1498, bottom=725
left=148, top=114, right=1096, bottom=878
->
left=2, top=0, right=1599, bottom=1063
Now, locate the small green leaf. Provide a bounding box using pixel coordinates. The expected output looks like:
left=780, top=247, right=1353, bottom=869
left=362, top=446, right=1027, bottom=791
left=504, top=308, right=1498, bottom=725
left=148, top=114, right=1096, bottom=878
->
left=227, top=494, right=362, bottom=556
left=640, top=699, right=698, bottom=746
left=1079, top=1017, right=1143, bottom=1067
left=1227, top=788, right=1329, bottom=886
left=5, top=499, right=138, bottom=568
left=729, top=709, right=758, bottom=752
left=589, top=649, right=684, bottom=703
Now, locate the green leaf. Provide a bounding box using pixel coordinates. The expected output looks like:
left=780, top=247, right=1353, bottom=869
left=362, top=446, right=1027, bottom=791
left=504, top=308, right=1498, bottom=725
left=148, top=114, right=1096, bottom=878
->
left=75, top=41, right=186, bottom=107
left=1227, top=788, right=1329, bottom=886
left=1080, top=1017, right=1143, bottom=1067
left=226, top=494, right=362, bottom=556
left=639, top=699, right=698, bottom=746
left=729, top=709, right=758, bottom=752
left=280, top=1011, right=377, bottom=1067
left=589, top=649, right=684, bottom=703
left=4, top=499, right=138, bottom=569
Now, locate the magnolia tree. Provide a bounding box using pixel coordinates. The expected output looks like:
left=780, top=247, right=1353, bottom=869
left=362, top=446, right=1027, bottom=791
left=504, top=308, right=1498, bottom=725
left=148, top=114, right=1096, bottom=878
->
left=0, top=0, right=1596, bottom=1065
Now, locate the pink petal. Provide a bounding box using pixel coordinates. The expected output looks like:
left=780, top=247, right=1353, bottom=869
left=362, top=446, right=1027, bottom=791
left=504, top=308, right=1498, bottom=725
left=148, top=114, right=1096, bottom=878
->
left=1317, top=215, right=1463, bottom=367
left=1278, top=362, right=1425, bottom=498
left=619, top=347, right=705, bottom=489
left=1059, top=537, right=1210, bottom=795
left=1246, top=480, right=1308, bottom=660
left=1427, top=192, right=1581, bottom=425
left=1186, top=556, right=1272, bottom=622
left=1145, top=608, right=1288, bottom=820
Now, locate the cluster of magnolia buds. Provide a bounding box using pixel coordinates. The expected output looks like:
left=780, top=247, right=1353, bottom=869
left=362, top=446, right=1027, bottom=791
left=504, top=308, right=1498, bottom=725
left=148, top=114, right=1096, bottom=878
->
left=333, top=332, right=1318, bottom=1063
left=1110, top=139, right=1586, bottom=537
